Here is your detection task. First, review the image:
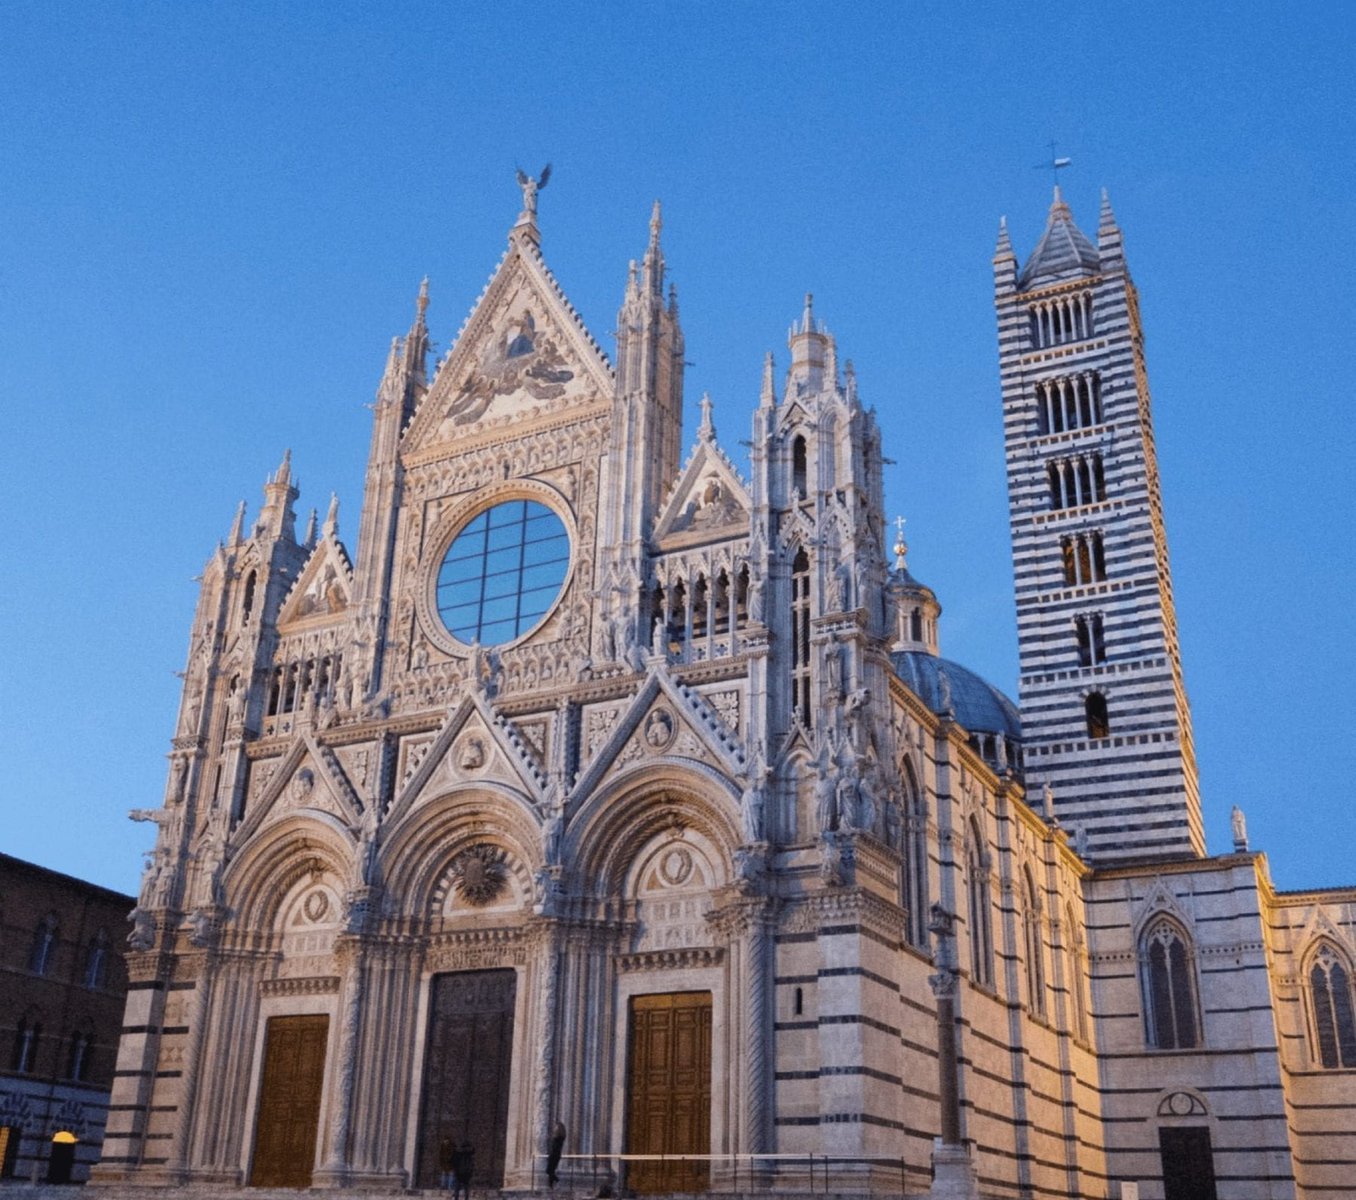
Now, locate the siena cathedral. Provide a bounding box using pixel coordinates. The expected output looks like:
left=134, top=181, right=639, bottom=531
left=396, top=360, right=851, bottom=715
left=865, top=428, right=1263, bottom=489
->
left=94, top=180, right=1355, bottom=1200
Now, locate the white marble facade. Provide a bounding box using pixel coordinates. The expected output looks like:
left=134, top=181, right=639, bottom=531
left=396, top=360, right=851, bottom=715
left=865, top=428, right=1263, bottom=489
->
left=94, top=186, right=1356, bottom=1200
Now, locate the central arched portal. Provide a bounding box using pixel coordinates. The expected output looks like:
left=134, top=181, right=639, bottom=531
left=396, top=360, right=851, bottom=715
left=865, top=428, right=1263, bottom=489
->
left=415, top=969, right=518, bottom=1189
left=625, top=990, right=713, bottom=1195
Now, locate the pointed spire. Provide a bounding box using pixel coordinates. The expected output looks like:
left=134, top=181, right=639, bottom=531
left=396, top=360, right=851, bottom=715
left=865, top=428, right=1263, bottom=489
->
left=667, top=281, right=679, bottom=318
left=994, top=216, right=1014, bottom=260
left=273, top=448, right=292, bottom=487
left=302, top=507, right=318, bottom=548
left=404, top=277, right=430, bottom=386
left=801, top=292, right=815, bottom=334
left=228, top=500, right=246, bottom=546
left=260, top=449, right=299, bottom=543
left=844, top=359, right=858, bottom=406
left=625, top=259, right=639, bottom=302
left=642, top=200, right=664, bottom=295
left=760, top=351, right=776, bottom=408
left=1097, top=186, right=1124, bottom=264
left=698, top=392, right=715, bottom=442
left=323, top=492, right=339, bottom=540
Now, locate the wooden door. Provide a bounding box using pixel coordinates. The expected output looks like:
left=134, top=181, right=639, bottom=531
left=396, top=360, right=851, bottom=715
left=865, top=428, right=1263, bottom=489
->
left=415, top=969, right=518, bottom=1189
left=249, top=1014, right=329, bottom=1188
left=1159, top=1126, right=1219, bottom=1200
left=625, top=991, right=713, bottom=1194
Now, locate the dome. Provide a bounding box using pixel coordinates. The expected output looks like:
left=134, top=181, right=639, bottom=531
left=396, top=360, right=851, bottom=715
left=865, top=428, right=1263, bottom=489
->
left=891, top=650, right=1022, bottom=740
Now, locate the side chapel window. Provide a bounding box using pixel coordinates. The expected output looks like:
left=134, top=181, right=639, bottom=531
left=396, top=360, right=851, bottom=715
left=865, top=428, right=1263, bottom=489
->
left=967, top=820, right=994, bottom=988
left=1309, top=942, right=1356, bottom=1069
left=1141, top=918, right=1201, bottom=1050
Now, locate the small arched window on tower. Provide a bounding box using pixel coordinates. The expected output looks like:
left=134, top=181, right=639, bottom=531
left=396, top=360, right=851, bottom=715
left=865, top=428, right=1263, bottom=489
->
left=1309, top=942, right=1356, bottom=1069
left=790, top=548, right=812, bottom=728
left=241, top=570, right=257, bottom=625
left=1141, top=917, right=1201, bottom=1050
left=1085, top=692, right=1110, bottom=739
left=11, top=1014, right=41, bottom=1073
left=909, top=607, right=923, bottom=642
left=792, top=435, right=808, bottom=501
left=1075, top=615, right=1106, bottom=667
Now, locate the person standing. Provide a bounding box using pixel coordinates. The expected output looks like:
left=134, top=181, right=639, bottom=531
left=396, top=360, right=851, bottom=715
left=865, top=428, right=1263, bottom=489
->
left=438, top=1136, right=455, bottom=1189
left=546, top=1121, right=567, bottom=1189
left=451, top=1141, right=474, bottom=1200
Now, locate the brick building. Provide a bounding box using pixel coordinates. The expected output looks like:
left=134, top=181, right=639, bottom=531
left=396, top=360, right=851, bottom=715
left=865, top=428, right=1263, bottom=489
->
left=1, top=853, right=132, bottom=1184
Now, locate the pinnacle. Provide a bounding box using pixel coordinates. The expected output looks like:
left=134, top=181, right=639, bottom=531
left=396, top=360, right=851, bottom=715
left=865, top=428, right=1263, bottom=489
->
left=995, top=215, right=1014, bottom=259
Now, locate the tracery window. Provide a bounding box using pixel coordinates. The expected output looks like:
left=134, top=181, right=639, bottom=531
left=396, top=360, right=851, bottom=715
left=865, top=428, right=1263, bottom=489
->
left=29, top=914, right=58, bottom=976
left=791, top=548, right=812, bottom=728
left=1047, top=453, right=1107, bottom=510
left=1067, top=903, right=1090, bottom=1043
left=967, top=820, right=994, bottom=988
left=1060, top=531, right=1106, bottom=586
left=1309, top=942, right=1356, bottom=1069
left=11, top=1016, right=40, bottom=1074
left=1023, top=867, right=1046, bottom=1017
left=1141, top=918, right=1201, bottom=1050
left=1076, top=614, right=1107, bottom=667
left=900, top=761, right=929, bottom=949
left=1035, top=371, right=1102, bottom=435
left=1028, top=292, right=1093, bottom=349
left=83, top=931, right=108, bottom=989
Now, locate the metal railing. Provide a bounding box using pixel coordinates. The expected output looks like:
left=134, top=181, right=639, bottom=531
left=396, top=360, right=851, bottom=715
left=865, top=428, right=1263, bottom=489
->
left=532, top=1150, right=915, bottom=1196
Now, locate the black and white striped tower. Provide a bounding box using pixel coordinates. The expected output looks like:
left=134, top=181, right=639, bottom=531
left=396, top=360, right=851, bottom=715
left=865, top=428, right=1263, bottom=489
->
left=995, top=189, right=1203, bottom=862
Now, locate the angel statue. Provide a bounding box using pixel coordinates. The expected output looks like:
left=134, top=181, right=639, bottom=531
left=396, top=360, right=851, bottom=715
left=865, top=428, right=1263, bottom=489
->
left=516, top=163, right=552, bottom=218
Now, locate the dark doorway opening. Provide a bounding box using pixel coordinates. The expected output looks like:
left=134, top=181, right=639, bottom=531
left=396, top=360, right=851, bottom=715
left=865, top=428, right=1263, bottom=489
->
left=415, top=968, right=518, bottom=1189
left=1159, top=1125, right=1218, bottom=1200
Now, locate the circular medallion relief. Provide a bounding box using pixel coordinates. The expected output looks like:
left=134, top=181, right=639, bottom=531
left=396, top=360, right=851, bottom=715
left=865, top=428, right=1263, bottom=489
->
left=435, top=499, right=570, bottom=648
left=659, top=847, right=694, bottom=887
left=302, top=890, right=330, bottom=923
left=644, top=708, right=676, bottom=751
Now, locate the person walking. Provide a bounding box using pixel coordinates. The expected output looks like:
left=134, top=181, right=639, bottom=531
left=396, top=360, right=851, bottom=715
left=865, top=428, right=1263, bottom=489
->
left=546, top=1121, right=567, bottom=1189
left=438, top=1136, right=456, bottom=1190
left=451, top=1141, right=474, bottom=1200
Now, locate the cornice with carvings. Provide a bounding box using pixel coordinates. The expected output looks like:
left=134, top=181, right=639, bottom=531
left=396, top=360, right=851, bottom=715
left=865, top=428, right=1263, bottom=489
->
left=260, top=975, right=340, bottom=997
left=618, top=946, right=724, bottom=974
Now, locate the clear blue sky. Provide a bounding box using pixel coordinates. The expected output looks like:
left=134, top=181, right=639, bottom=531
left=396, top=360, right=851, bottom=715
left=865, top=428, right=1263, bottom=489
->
left=2, top=4, right=1352, bottom=894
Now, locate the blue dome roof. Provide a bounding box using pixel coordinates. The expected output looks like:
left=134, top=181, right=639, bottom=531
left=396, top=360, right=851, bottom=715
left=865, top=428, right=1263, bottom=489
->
left=891, top=651, right=1022, bottom=740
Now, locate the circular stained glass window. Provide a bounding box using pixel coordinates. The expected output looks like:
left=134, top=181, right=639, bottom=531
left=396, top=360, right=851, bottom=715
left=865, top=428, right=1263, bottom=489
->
left=436, top=499, right=571, bottom=647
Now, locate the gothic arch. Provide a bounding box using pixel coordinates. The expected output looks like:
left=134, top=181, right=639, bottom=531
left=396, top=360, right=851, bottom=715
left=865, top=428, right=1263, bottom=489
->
left=224, top=812, right=354, bottom=932
left=568, top=761, right=739, bottom=897
left=1303, top=938, right=1356, bottom=1069
left=378, top=784, right=542, bottom=916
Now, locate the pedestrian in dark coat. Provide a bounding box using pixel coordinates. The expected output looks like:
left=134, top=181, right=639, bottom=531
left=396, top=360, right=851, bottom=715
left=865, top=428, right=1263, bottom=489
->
left=451, top=1141, right=474, bottom=1200
left=546, top=1121, right=567, bottom=1189
left=438, top=1136, right=456, bottom=1189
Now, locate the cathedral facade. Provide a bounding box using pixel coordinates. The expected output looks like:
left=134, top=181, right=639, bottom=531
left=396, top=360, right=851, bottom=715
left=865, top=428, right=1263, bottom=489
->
left=93, top=184, right=1355, bottom=1200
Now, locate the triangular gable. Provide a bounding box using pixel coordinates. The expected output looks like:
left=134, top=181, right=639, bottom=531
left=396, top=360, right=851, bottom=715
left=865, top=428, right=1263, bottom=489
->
left=652, top=438, right=751, bottom=546
left=386, top=692, right=550, bottom=824
left=572, top=668, right=746, bottom=807
left=277, top=537, right=354, bottom=628
left=236, top=734, right=365, bottom=847
left=403, top=235, right=613, bottom=456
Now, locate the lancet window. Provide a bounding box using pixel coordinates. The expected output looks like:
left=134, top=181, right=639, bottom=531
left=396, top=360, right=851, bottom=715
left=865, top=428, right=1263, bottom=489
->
left=29, top=914, right=57, bottom=976
left=1061, top=531, right=1107, bottom=586
left=1035, top=372, right=1102, bottom=434
left=1028, top=291, right=1094, bottom=349
left=1309, top=942, right=1356, bottom=1069
left=1141, top=918, right=1201, bottom=1050
left=1085, top=692, right=1110, bottom=739
left=967, top=821, right=995, bottom=988
left=11, top=1016, right=40, bottom=1074
left=1047, top=454, right=1106, bottom=510
left=66, top=1031, right=94, bottom=1082
left=1067, top=903, right=1090, bottom=1043
left=791, top=548, right=812, bottom=727
left=83, top=930, right=108, bottom=989
left=1024, top=867, right=1046, bottom=1017
left=1075, top=614, right=1107, bottom=667
left=901, top=761, right=930, bottom=949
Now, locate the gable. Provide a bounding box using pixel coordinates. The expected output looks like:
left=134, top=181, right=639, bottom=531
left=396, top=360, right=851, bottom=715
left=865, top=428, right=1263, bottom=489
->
left=404, top=238, right=613, bottom=458
left=653, top=440, right=751, bottom=547
left=277, top=537, right=354, bottom=628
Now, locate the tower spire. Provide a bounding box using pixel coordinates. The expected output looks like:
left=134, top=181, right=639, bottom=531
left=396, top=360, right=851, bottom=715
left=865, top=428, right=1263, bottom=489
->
left=228, top=500, right=246, bottom=546
left=760, top=351, right=776, bottom=408
left=642, top=200, right=664, bottom=294
left=322, top=492, right=339, bottom=540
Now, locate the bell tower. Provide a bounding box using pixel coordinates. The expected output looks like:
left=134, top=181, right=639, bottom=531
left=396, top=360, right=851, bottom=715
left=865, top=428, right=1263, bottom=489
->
left=995, top=189, right=1202, bottom=862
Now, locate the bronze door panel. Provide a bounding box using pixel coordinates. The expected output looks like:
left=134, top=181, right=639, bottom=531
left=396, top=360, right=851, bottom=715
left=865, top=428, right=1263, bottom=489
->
left=250, top=1013, right=329, bottom=1188
left=416, top=969, right=517, bottom=1189
left=626, top=991, right=712, bottom=1194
